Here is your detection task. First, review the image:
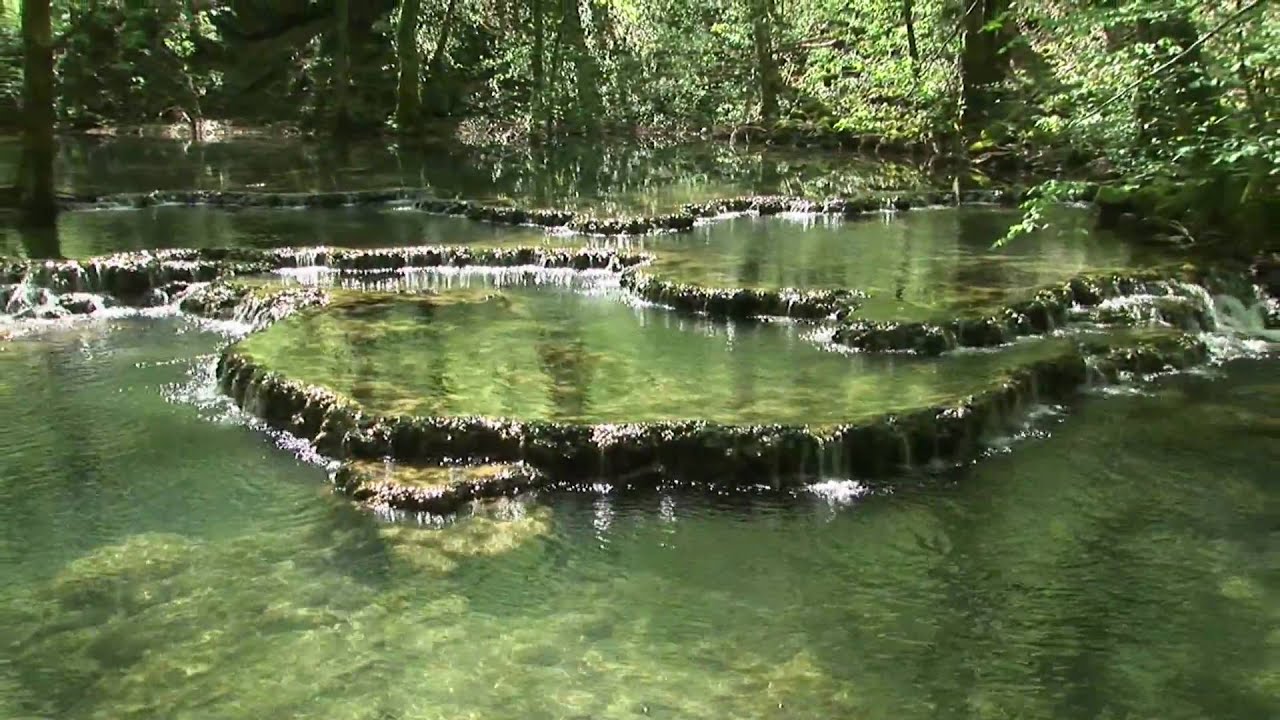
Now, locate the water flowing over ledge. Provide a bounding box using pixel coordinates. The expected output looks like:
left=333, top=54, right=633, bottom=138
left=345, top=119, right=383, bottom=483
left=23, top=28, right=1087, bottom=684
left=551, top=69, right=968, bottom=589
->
left=208, top=286, right=1216, bottom=515
left=3, top=238, right=1274, bottom=517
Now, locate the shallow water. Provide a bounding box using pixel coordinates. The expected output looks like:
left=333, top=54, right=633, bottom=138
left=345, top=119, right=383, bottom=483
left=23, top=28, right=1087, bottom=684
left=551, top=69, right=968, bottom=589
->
left=1, top=137, right=1276, bottom=719
left=0, top=317, right=1275, bottom=720
left=1, top=135, right=928, bottom=212
left=632, top=207, right=1172, bottom=319
left=1, top=205, right=1167, bottom=329
left=0, top=205, right=559, bottom=259
left=237, top=282, right=1074, bottom=424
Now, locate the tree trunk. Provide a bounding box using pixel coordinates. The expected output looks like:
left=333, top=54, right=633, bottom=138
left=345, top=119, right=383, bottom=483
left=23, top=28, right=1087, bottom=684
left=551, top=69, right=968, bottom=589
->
left=562, top=0, right=601, bottom=130
left=903, top=0, right=920, bottom=80
left=20, top=0, right=57, bottom=227
left=750, top=0, right=781, bottom=124
left=960, top=0, right=1014, bottom=137
left=395, top=0, right=422, bottom=131
left=531, top=0, right=546, bottom=140
left=333, top=0, right=353, bottom=136
left=425, top=0, right=460, bottom=115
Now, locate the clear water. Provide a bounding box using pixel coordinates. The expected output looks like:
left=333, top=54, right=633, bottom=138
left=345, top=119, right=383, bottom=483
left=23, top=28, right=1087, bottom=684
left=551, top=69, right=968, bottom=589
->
left=629, top=207, right=1173, bottom=320
left=1, top=137, right=1276, bottom=719
left=237, top=283, right=1075, bottom=424
left=1, top=135, right=929, bottom=212
left=1, top=205, right=1166, bottom=329
left=0, top=205, right=560, bottom=259
left=0, top=318, right=1275, bottom=719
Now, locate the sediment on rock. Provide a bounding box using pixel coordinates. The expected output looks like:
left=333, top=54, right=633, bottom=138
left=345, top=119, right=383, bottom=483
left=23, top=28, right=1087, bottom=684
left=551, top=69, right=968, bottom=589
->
left=60, top=187, right=423, bottom=210
left=333, top=460, right=546, bottom=515
left=214, top=334, right=1206, bottom=489
left=620, top=268, right=865, bottom=320
left=832, top=270, right=1212, bottom=355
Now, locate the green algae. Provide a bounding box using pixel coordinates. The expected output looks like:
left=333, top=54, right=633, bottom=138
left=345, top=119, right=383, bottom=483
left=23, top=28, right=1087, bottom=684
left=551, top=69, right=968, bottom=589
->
left=235, top=286, right=1081, bottom=426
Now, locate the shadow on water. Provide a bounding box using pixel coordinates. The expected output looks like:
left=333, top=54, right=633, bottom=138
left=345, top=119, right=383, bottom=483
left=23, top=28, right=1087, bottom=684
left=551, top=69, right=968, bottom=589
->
left=0, top=223, right=63, bottom=260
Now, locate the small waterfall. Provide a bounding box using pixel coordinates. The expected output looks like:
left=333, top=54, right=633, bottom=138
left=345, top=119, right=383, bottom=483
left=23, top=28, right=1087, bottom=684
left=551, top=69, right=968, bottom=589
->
left=3, top=271, right=67, bottom=319
left=1214, top=294, right=1280, bottom=342
left=1174, top=281, right=1220, bottom=331
left=815, top=434, right=845, bottom=479
left=1082, top=355, right=1111, bottom=388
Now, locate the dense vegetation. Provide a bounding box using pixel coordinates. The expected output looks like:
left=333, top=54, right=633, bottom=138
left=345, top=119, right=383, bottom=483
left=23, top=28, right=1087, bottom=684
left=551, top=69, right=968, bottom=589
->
left=2, top=0, right=1277, bottom=247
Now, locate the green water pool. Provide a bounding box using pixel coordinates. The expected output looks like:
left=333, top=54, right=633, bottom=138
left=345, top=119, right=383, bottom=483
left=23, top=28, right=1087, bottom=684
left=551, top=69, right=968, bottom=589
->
left=627, top=206, right=1173, bottom=320
left=0, top=317, right=1275, bottom=719
left=235, top=286, right=1077, bottom=425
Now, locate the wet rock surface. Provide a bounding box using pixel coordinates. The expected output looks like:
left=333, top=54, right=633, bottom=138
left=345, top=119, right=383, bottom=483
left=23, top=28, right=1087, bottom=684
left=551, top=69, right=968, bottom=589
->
left=334, top=460, right=547, bottom=515
left=214, top=331, right=1213, bottom=488
left=620, top=269, right=866, bottom=320
left=60, top=188, right=1052, bottom=238
left=831, top=271, right=1214, bottom=354
left=178, top=282, right=330, bottom=329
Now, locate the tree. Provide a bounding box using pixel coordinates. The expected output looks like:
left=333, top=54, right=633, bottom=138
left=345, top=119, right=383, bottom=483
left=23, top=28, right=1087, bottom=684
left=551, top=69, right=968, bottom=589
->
left=333, top=0, right=353, bottom=136
left=531, top=0, right=547, bottom=137
left=750, top=0, right=781, bottom=123
left=19, top=0, right=56, bottom=226
left=396, top=0, right=422, bottom=131
left=425, top=0, right=460, bottom=117
left=960, top=0, right=1016, bottom=137
left=903, top=0, right=921, bottom=80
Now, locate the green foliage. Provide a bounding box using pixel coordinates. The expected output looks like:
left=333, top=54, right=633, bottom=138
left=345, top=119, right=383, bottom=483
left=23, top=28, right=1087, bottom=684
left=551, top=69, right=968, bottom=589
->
left=54, top=0, right=226, bottom=126
left=0, top=2, right=19, bottom=126
left=996, top=0, right=1280, bottom=248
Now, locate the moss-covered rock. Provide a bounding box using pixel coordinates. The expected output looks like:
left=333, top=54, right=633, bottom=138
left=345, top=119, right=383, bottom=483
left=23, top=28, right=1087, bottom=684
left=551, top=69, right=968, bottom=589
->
left=178, top=281, right=329, bottom=329
left=833, top=270, right=1208, bottom=355
left=61, top=187, right=1041, bottom=238
left=334, top=460, right=546, bottom=515
left=1085, top=334, right=1211, bottom=379
left=213, top=340, right=1205, bottom=487
left=620, top=268, right=865, bottom=320
left=1253, top=253, right=1280, bottom=299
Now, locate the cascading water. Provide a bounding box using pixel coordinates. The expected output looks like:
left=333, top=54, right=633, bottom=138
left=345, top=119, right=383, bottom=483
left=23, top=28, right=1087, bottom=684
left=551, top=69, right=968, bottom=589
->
left=1214, top=293, right=1280, bottom=342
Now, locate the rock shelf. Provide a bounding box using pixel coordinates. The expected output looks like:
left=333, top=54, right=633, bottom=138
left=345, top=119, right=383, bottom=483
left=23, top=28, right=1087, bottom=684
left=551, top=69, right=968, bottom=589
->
left=58, top=187, right=1081, bottom=236
left=215, top=332, right=1209, bottom=504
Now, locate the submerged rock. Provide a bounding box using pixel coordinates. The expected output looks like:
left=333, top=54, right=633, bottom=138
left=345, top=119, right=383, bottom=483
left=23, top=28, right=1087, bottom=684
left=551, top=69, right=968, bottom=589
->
left=334, top=460, right=547, bottom=515
left=214, top=337, right=1208, bottom=488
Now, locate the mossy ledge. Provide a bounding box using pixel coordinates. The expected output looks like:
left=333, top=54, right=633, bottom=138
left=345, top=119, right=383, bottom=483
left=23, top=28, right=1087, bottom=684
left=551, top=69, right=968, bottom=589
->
left=59, top=186, right=1075, bottom=236
left=178, top=282, right=330, bottom=329
left=832, top=270, right=1213, bottom=355
left=1, top=246, right=646, bottom=307
left=215, top=334, right=1207, bottom=495
left=620, top=267, right=866, bottom=320
left=333, top=460, right=546, bottom=516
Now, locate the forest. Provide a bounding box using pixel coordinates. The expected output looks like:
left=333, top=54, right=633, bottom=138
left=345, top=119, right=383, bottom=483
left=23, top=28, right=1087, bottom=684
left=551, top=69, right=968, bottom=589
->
left=2, top=0, right=1277, bottom=245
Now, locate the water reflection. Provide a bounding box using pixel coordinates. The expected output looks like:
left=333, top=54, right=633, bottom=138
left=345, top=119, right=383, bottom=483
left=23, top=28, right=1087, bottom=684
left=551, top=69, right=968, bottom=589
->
left=3, top=136, right=931, bottom=212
